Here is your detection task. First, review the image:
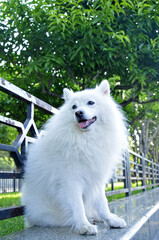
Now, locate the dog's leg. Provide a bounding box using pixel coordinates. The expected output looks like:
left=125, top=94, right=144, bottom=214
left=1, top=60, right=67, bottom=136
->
left=95, top=189, right=126, bottom=228
left=67, top=188, right=98, bottom=235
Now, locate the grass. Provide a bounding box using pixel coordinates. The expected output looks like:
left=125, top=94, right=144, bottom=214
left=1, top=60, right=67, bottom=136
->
left=0, top=182, right=156, bottom=237
left=0, top=192, right=25, bottom=237
left=0, top=192, right=22, bottom=208
left=106, top=181, right=152, bottom=202
left=106, top=182, right=126, bottom=202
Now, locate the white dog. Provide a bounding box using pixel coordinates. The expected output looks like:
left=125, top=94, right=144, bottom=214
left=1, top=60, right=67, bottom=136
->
left=22, top=80, right=128, bottom=235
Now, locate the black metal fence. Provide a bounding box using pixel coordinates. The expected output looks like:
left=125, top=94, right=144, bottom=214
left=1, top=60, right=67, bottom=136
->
left=0, top=77, right=57, bottom=219
left=0, top=77, right=57, bottom=172
left=106, top=150, right=159, bottom=198
left=0, top=78, right=159, bottom=221
left=0, top=171, right=21, bottom=193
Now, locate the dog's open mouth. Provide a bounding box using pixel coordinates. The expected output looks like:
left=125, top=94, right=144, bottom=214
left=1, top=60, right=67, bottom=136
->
left=78, top=117, right=97, bottom=129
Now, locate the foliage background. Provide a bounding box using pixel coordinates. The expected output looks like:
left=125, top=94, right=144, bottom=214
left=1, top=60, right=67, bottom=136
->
left=0, top=0, right=159, bottom=168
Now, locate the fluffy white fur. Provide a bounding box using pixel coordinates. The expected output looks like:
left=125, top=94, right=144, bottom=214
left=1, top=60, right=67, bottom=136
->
left=22, top=80, right=128, bottom=235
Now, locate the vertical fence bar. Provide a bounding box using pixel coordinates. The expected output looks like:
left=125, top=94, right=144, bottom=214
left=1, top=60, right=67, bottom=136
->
left=2, top=178, right=4, bottom=193
left=125, top=151, right=131, bottom=196
left=135, top=156, right=138, bottom=187
left=13, top=170, right=16, bottom=192
left=123, top=160, right=126, bottom=191
left=111, top=179, right=114, bottom=191
left=152, top=160, right=155, bottom=189
left=21, top=139, right=27, bottom=175
left=18, top=178, right=20, bottom=191
left=142, top=154, right=146, bottom=191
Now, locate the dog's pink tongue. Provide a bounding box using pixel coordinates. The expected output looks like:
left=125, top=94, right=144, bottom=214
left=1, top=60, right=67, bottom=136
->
left=78, top=121, right=88, bottom=128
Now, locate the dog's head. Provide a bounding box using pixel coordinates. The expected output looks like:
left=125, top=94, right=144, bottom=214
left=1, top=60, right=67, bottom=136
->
left=63, top=80, right=110, bottom=131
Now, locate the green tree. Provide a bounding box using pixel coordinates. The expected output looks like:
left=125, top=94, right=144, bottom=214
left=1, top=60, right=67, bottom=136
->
left=0, top=151, right=15, bottom=171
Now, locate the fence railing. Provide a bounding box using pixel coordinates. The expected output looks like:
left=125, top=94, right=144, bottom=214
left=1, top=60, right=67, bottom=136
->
left=0, top=77, right=57, bottom=173
left=0, top=171, right=22, bottom=193
left=106, top=150, right=159, bottom=198
left=0, top=78, right=159, bottom=220
left=0, top=78, right=57, bottom=219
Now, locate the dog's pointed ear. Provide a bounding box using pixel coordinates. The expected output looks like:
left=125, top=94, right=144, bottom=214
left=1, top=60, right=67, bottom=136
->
left=97, top=80, right=110, bottom=95
left=63, top=88, right=74, bottom=101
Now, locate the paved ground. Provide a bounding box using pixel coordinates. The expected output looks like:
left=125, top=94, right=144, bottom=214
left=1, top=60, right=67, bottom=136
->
left=1, top=188, right=159, bottom=240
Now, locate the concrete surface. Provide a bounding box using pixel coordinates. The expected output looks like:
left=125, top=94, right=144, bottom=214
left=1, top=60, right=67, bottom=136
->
left=1, top=188, right=159, bottom=240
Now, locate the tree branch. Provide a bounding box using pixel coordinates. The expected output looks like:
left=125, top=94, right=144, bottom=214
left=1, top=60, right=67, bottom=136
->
left=48, top=76, right=57, bottom=91
left=121, top=96, right=139, bottom=107
left=114, top=80, right=138, bottom=91
left=36, top=72, right=61, bottom=98
left=130, top=110, right=146, bottom=125
left=121, top=96, right=158, bottom=107
left=66, top=64, right=76, bottom=81
left=92, top=68, right=104, bottom=81
left=147, top=125, right=159, bottom=152
left=135, top=98, right=159, bottom=104
left=66, top=63, right=84, bottom=87
left=42, top=89, right=62, bottom=98
left=36, top=72, right=45, bottom=92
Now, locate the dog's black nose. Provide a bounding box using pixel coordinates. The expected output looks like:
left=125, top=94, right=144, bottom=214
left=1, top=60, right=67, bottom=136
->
left=75, top=110, right=84, bottom=118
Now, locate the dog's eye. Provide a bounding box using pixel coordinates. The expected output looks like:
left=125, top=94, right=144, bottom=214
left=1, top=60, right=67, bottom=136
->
left=72, top=104, right=77, bottom=110
left=87, top=101, right=95, bottom=105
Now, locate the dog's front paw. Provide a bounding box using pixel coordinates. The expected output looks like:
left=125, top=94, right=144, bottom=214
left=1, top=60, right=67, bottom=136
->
left=89, top=217, right=103, bottom=225
left=107, top=213, right=126, bottom=228
left=76, top=223, right=98, bottom=235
